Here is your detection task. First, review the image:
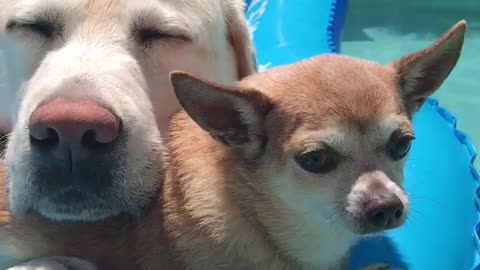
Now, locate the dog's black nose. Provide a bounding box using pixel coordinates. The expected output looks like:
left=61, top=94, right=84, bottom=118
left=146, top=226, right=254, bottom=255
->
left=364, top=195, right=404, bottom=231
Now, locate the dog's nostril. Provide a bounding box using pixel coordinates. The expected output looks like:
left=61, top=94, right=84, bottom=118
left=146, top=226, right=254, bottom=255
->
left=30, top=127, right=60, bottom=148
left=370, top=210, right=388, bottom=226
left=365, top=196, right=404, bottom=230
left=394, top=209, right=403, bottom=219
left=373, top=211, right=385, bottom=221
left=81, top=130, right=110, bottom=149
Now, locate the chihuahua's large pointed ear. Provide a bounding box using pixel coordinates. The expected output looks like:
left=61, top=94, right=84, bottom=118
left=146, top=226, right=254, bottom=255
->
left=389, top=20, right=466, bottom=114
left=224, top=1, right=258, bottom=79
left=170, top=71, right=272, bottom=158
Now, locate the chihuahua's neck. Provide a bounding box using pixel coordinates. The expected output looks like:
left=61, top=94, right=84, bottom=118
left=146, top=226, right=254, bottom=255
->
left=163, top=113, right=355, bottom=270
left=163, top=113, right=297, bottom=269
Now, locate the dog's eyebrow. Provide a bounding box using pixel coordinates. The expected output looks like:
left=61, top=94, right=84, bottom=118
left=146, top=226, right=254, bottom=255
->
left=131, top=9, right=193, bottom=41
left=290, top=128, right=347, bottom=154
left=5, top=10, right=63, bottom=32
left=379, top=115, right=413, bottom=141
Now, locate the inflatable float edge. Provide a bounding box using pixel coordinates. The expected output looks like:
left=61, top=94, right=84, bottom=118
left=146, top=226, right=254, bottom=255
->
left=426, top=97, right=480, bottom=269
left=327, top=0, right=348, bottom=53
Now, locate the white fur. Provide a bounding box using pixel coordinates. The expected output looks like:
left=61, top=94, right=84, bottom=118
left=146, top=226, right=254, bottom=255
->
left=269, top=170, right=357, bottom=269
left=0, top=0, right=254, bottom=221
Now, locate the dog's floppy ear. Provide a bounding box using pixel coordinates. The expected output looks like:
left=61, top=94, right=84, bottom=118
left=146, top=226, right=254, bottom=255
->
left=170, top=71, right=272, bottom=159
left=389, top=20, right=466, bottom=115
left=224, top=1, right=258, bottom=79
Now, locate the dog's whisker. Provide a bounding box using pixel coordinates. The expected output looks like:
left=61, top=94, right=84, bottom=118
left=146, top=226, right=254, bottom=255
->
left=132, top=168, right=143, bottom=187
left=406, top=217, right=416, bottom=227
left=0, top=133, right=10, bottom=144
left=408, top=208, right=426, bottom=219
left=25, top=169, right=35, bottom=187
left=405, top=211, right=423, bottom=227
left=408, top=195, right=441, bottom=206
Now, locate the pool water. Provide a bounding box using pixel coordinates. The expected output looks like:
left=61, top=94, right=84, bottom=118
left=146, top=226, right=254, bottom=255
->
left=341, top=0, right=480, bottom=169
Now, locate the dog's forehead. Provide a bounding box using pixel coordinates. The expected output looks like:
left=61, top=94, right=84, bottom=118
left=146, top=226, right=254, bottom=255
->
left=6, top=0, right=223, bottom=45
left=253, top=55, right=405, bottom=125
left=243, top=55, right=412, bottom=150
left=8, top=0, right=217, bottom=22
left=282, top=112, right=413, bottom=160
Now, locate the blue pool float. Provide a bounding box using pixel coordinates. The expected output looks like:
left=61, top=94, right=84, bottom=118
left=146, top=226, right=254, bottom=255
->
left=245, top=0, right=480, bottom=269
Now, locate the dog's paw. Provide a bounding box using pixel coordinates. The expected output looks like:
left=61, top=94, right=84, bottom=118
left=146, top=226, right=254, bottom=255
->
left=360, top=262, right=403, bottom=270
left=5, top=256, right=98, bottom=270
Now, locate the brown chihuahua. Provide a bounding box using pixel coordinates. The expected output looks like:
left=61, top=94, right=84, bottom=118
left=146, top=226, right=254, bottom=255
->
left=161, top=20, right=465, bottom=269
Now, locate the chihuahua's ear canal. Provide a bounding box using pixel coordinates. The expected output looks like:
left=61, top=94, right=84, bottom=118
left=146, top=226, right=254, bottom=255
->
left=170, top=71, right=273, bottom=158
left=390, top=20, right=466, bottom=114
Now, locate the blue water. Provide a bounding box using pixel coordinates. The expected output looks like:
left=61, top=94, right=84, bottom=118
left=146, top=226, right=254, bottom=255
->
left=341, top=0, right=480, bottom=169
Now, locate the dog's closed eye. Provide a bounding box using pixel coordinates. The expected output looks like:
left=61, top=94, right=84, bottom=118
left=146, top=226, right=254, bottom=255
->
left=135, top=28, right=183, bottom=44
left=6, top=18, right=62, bottom=39
left=130, top=9, right=193, bottom=49
left=132, top=25, right=191, bottom=48
left=6, top=10, right=63, bottom=40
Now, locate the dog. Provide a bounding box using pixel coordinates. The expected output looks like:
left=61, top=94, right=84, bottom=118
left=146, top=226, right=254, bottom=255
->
left=0, top=20, right=465, bottom=270
left=0, top=0, right=256, bottom=221
left=0, top=0, right=255, bottom=268
left=160, top=20, right=466, bottom=269
left=0, top=0, right=256, bottom=225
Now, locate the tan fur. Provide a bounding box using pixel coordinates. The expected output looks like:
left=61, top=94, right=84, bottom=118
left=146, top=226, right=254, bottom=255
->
left=0, top=163, right=8, bottom=224
left=0, top=21, right=466, bottom=270
left=159, top=20, right=466, bottom=270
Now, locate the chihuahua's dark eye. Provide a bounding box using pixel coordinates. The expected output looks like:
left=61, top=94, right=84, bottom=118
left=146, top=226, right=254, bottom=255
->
left=295, top=149, right=339, bottom=174
left=388, top=133, right=415, bottom=161
left=6, top=19, right=58, bottom=39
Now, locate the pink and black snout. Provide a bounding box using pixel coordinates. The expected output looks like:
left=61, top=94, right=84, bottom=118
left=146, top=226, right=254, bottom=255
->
left=29, top=98, right=120, bottom=152
left=28, top=98, right=124, bottom=195
left=346, top=171, right=409, bottom=234
left=361, top=193, right=405, bottom=233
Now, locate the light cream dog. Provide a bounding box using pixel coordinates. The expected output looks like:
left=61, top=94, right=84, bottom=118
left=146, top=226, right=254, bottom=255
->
left=0, top=20, right=466, bottom=270
left=0, top=0, right=255, bottom=268
left=0, top=0, right=255, bottom=222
